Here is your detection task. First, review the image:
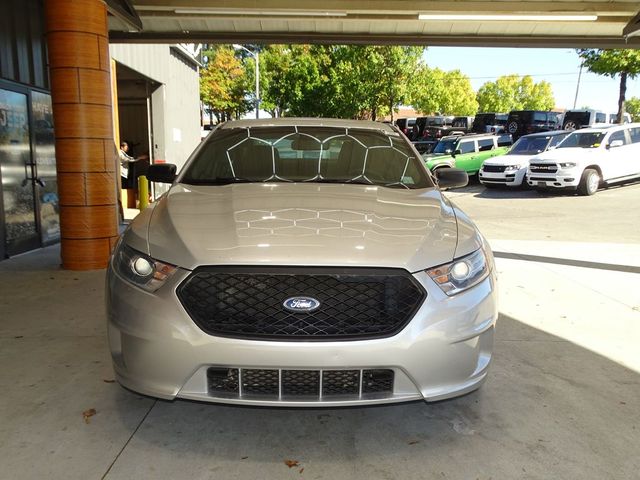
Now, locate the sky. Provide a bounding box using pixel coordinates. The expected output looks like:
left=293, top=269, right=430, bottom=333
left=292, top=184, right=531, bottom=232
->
left=424, top=47, right=640, bottom=113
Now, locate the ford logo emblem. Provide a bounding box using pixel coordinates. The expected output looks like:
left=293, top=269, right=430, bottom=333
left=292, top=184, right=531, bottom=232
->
left=283, top=296, right=321, bottom=313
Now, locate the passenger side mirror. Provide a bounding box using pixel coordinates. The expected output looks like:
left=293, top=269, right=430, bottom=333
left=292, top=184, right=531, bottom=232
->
left=607, top=139, right=624, bottom=149
left=147, top=163, right=177, bottom=183
left=435, top=168, right=468, bottom=189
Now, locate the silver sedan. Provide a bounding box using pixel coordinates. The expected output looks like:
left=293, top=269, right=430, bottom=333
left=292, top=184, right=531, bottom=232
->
left=106, top=118, right=497, bottom=406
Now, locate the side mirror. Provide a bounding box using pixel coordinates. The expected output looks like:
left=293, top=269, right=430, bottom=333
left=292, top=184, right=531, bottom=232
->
left=435, top=168, right=468, bottom=189
left=147, top=163, right=177, bottom=183
left=607, top=139, right=624, bottom=149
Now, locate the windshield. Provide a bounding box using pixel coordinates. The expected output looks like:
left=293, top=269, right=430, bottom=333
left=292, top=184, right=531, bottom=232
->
left=181, top=126, right=433, bottom=189
left=509, top=136, right=552, bottom=155
left=557, top=131, right=606, bottom=149
left=432, top=139, right=457, bottom=155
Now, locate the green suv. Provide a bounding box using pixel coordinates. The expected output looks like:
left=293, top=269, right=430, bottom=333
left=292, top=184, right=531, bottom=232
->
left=424, top=133, right=512, bottom=175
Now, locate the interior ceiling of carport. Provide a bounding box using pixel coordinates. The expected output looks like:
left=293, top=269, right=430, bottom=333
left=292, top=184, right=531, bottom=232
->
left=107, top=0, right=640, bottom=47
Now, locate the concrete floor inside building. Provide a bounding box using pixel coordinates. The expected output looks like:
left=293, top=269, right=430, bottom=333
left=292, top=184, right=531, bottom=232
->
left=1, top=181, right=639, bottom=479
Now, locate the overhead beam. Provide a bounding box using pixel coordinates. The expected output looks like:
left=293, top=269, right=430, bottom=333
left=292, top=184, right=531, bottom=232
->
left=106, top=0, right=143, bottom=31
left=109, top=31, right=640, bottom=49
left=623, top=10, right=640, bottom=37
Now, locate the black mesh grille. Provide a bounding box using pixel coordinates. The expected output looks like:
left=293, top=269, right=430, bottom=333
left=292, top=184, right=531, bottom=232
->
left=207, top=368, right=239, bottom=395
left=242, top=369, right=279, bottom=396
left=282, top=370, right=320, bottom=396
left=177, top=267, right=426, bottom=341
left=362, top=369, right=395, bottom=393
left=482, top=164, right=506, bottom=173
left=323, top=370, right=360, bottom=396
left=206, top=367, right=394, bottom=400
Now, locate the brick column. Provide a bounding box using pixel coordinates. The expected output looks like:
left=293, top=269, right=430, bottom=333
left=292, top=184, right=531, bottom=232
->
left=45, top=0, right=119, bottom=270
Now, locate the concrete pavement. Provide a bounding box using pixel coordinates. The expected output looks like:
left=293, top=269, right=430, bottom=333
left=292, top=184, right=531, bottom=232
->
left=1, top=182, right=639, bottom=479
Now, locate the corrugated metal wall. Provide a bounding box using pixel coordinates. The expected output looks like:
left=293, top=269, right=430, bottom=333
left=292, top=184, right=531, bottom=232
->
left=0, top=0, right=49, bottom=90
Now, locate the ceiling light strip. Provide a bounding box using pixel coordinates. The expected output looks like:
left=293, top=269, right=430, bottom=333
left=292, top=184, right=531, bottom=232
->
left=418, top=14, right=598, bottom=22
left=174, top=9, right=348, bottom=17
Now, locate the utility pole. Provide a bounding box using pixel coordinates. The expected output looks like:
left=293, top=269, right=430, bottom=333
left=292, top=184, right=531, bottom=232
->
left=573, top=62, right=583, bottom=109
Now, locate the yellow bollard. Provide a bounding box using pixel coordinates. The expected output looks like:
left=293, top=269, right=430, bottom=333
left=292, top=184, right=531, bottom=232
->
left=138, top=175, right=149, bottom=211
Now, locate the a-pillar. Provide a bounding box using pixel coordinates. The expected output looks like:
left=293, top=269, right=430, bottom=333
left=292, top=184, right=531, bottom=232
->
left=45, top=0, right=119, bottom=270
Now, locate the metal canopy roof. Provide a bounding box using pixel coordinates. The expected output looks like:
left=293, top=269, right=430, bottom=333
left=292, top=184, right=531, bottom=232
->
left=107, top=0, right=640, bottom=48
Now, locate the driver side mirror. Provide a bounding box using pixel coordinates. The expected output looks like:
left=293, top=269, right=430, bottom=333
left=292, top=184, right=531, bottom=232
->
left=147, top=163, right=177, bottom=183
left=607, top=139, right=624, bottom=149
left=435, top=168, right=468, bottom=189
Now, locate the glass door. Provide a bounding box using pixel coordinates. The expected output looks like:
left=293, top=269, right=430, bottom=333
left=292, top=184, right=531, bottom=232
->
left=0, top=87, right=40, bottom=257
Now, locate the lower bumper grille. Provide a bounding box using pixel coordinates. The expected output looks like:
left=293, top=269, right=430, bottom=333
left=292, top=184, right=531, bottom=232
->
left=530, top=164, right=558, bottom=173
left=207, top=367, right=395, bottom=400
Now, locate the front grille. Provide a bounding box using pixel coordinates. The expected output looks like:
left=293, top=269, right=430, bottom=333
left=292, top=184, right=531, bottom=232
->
left=529, top=163, right=558, bottom=173
left=207, top=367, right=395, bottom=400
left=177, top=267, right=426, bottom=341
left=482, top=164, right=506, bottom=173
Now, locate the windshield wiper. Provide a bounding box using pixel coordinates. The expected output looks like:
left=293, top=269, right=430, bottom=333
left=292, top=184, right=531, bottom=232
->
left=308, top=179, right=374, bottom=186
left=182, top=177, right=256, bottom=185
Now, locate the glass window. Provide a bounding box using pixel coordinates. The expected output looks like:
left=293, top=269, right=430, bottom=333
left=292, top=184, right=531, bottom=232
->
left=608, top=130, right=627, bottom=145
left=558, top=132, right=606, bottom=149
left=182, top=126, right=433, bottom=189
left=477, top=138, right=494, bottom=152
left=533, top=112, right=547, bottom=122
left=457, top=140, right=475, bottom=154
left=549, top=133, right=570, bottom=148
left=629, top=127, right=640, bottom=144
left=595, top=113, right=607, bottom=123
left=510, top=136, right=551, bottom=155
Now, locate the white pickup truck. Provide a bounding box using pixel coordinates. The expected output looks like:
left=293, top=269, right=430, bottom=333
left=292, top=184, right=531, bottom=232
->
left=526, top=124, right=640, bottom=195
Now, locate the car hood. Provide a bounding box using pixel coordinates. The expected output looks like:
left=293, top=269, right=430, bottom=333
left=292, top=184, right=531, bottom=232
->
left=125, top=182, right=474, bottom=272
left=530, top=147, right=601, bottom=163
left=483, top=153, right=539, bottom=166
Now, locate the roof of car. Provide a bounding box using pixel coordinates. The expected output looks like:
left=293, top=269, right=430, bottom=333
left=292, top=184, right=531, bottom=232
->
left=441, top=133, right=506, bottom=140
left=218, top=117, right=397, bottom=133
left=520, top=130, right=571, bottom=138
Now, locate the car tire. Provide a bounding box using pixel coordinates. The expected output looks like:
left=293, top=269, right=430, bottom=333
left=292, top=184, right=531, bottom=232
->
left=563, top=121, right=578, bottom=131
left=507, top=121, right=519, bottom=135
left=577, top=168, right=600, bottom=196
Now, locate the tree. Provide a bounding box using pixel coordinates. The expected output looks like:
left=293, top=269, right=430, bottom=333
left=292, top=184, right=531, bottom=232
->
left=411, top=67, right=477, bottom=115
left=476, top=75, right=555, bottom=112
left=577, top=49, right=640, bottom=123
left=200, top=46, right=250, bottom=122
left=626, top=97, right=640, bottom=122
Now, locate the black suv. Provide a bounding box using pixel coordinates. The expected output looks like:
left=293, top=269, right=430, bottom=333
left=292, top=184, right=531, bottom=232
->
left=472, top=113, right=508, bottom=134
left=395, top=117, right=417, bottom=137
left=423, top=116, right=472, bottom=140
left=506, top=110, right=562, bottom=140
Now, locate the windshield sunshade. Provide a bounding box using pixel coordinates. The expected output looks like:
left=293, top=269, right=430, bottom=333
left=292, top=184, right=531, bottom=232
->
left=181, top=126, right=432, bottom=189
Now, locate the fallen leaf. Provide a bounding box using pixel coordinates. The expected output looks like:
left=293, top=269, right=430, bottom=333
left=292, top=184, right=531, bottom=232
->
left=284, top=460, right=299, bottom=468
left=620, top=401, right=626, bottom=405
left=103, top=379, right=115, bottom=383
left=408, top=440, right=420, bottom=445
left=241, top=456, right=248, bottom=460
left=82, top=408, right=97, bottom=424
left=299, top=467, right=304, bottom=474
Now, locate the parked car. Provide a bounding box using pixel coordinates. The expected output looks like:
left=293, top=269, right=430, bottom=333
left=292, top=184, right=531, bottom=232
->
left=423, top=115, right=472, bottom=140
left=562, top=109, right=611, bottom=130
left=607, top=112, right=632, bottom=124
left=415, top=115, right=451, bottom=140
left=106, top=118, right=498, bottom=406
left=479, top=130, right=571, bottom=188
left=472, top=113, right=508, bottom=134
left=395, top=117, right=417, bottom=136
left=506, top=110, right=563, bottom=140
left=424, top=133, right=513, bottom=175
left=526, top=123, right=640, bottom=195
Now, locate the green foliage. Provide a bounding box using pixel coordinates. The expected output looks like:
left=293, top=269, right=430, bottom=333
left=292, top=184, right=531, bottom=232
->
left=626, top=97, right=640, bottom=121
left=200, top=46, right=250, bottom=121
left=577, top=49, right=640, bottom=121
left=476, top=75, right=555, bottom=112
left=577, top=49, right=640, bottom=79
left=411, top=67, right=477, bottom=115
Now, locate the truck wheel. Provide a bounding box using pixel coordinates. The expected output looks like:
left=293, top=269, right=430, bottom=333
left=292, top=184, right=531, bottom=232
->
left=577, top=169, right=600, bottom=196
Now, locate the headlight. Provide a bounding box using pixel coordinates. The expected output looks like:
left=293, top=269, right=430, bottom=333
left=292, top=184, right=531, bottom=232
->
left=112, top=243, right=177, bottom=292
left=559, top=162, right=577, bottom=168
left=426, top=248, right=490, bottom=296
left=504, top=165, right=521, bottom=171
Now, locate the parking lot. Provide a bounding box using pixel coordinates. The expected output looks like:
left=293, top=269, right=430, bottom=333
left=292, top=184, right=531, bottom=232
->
left=1, top=182, right=639, bottom=480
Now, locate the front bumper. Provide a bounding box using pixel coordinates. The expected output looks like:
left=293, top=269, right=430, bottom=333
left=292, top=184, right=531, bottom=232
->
left=106, top=266, right=498, bottom=406
left=527, top=170, right=579, bottom=189
left=479, top=168, right=526, bottom=186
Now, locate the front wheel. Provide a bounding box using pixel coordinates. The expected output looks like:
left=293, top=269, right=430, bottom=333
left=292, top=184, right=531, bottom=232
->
left=578, top=168, right=600, bottom=196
